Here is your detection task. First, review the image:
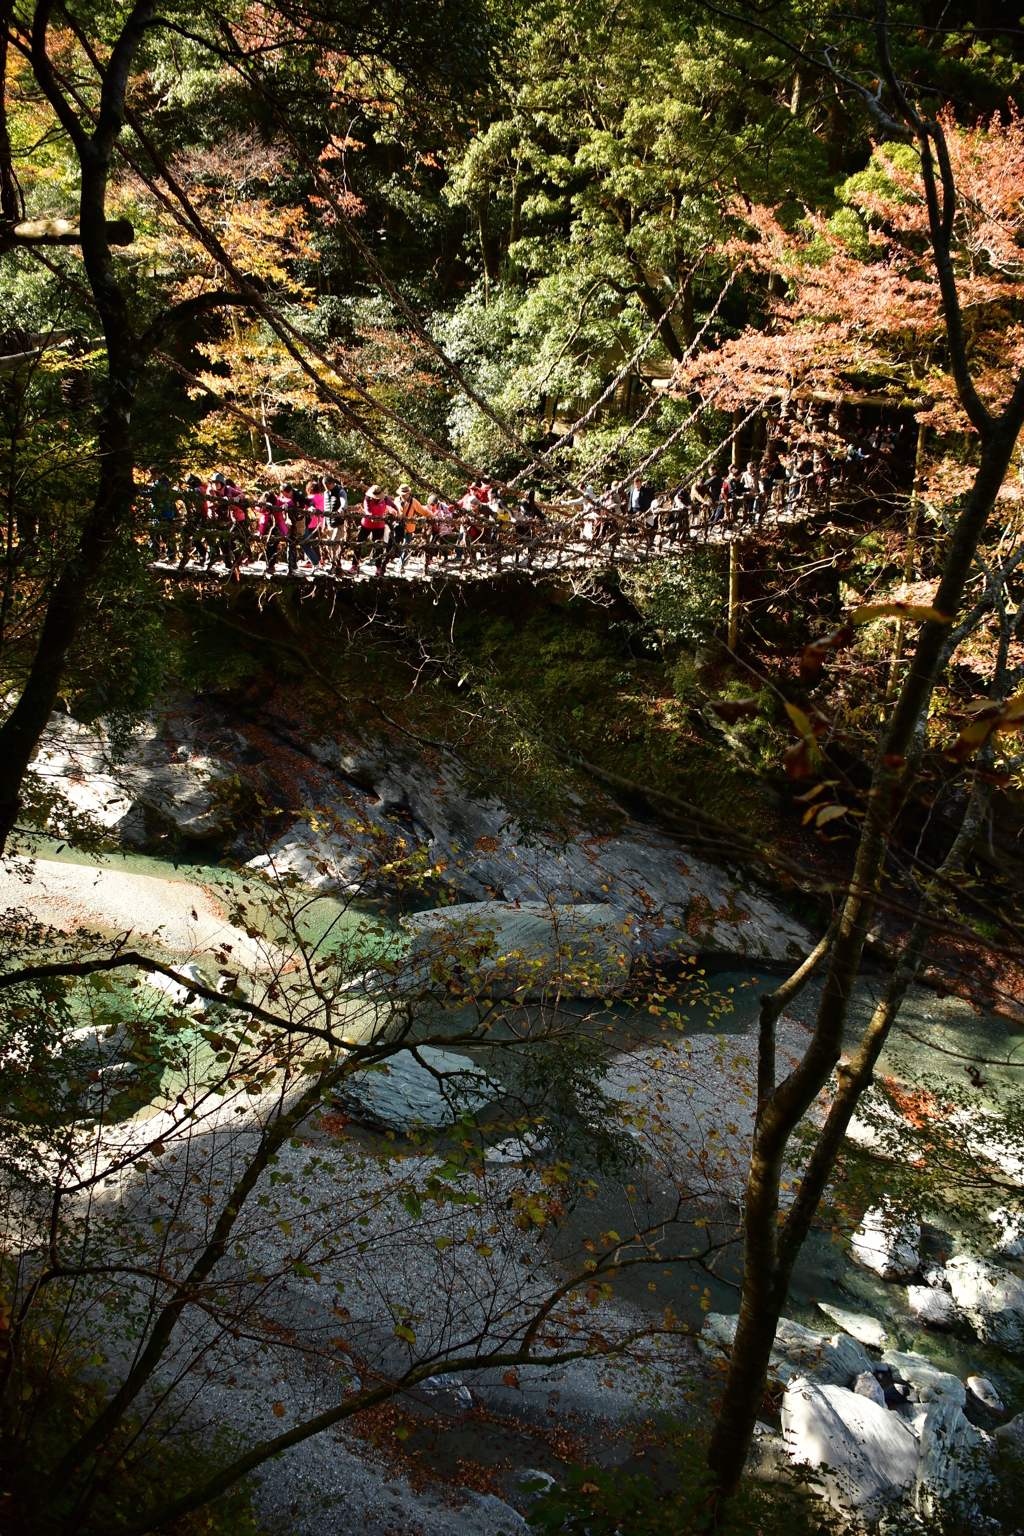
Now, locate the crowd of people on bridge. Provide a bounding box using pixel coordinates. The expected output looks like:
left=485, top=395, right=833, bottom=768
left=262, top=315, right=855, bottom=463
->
left=143, top=405, right=907, bottom=578
left=144, top=469, right=551, bottom=576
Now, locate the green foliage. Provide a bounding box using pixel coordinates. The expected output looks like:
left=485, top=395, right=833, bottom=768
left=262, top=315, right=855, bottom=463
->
left=0, top=1324, right=260, bottom=1536
left=839, top=142, right=923, bottom=219
left=618, top=552, right=725, bottom=647
left=523, top=1437, right=838, bottom=1534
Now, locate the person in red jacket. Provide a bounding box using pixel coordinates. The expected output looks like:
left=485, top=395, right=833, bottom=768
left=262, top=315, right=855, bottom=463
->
left=352, top=484, right=395, bottom=575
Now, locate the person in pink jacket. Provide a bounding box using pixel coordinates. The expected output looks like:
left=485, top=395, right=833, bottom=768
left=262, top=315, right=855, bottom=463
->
left=352, top=484, right=395, bottom=575
left=256, top=492, right=289, bottom=571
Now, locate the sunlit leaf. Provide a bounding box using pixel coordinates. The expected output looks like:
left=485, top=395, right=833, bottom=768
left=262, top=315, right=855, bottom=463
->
left=815, top=804, right=848, bottom=826
left=851, top=603, right=950, bottom=626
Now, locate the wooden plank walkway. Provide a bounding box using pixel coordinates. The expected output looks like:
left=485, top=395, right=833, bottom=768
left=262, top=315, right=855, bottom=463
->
left=148, top=501, right=839, bottom=589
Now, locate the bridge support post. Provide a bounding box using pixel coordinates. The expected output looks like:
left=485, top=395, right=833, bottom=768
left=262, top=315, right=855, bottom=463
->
left=728, top=540, right=741, bottom=651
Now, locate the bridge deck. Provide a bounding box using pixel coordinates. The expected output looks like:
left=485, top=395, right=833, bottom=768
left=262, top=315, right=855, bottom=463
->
left=148, top=502, right=838, bottom=588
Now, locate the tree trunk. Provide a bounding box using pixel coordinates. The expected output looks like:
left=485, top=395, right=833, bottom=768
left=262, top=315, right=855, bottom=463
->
left=728, top=541, right=740, bottom=650
left=0, top=149, right=138, bottom=850
left=626, top=254, right=686, bottom=364
left=0, top=4, right=23, bottom=225
left=886, top=418, right=929, bottom=700
left=706, top=421, right=1022, bottom=1497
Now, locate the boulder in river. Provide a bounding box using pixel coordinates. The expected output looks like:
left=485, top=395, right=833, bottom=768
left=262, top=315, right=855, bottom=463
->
left=906, top=1284, right=960, bottom=1330
left=781, top=1375, right=919, bottom=1518
left=333, top=1045, right=498, bottom=1131
left=399, top=900, right=633, bottom=998
left=944, top=1254, right=1024, bottom=1348
left=817, top=1301, right=890, bottom=1349
left=853, top=1371, right=886, bottom=1407
left=703, top=1313, right=873, bottom=1386
left=915, top=1395, right=992, bottom=1520
left=881, top=1349, right=966, bottom=1406
left=851, top=1203, right=920, bottom=1280
left=142, top=962, right=207, bottom=1010
left=967, top=1376, right=1004, bottom=1412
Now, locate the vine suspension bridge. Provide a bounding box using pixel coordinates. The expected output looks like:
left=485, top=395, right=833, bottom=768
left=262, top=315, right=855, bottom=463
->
left=148, top=459, right=903, bottom=593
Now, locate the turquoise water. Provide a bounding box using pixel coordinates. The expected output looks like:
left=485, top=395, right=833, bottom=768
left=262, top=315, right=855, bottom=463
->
left=15, top=832, right=402, bottom=960
left=16, top=838, right=1023, bottom=1404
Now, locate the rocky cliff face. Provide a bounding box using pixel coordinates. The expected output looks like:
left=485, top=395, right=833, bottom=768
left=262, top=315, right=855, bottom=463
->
left=23, top=693, right=811, bottom=963
left=257, top=728, right=811, bottom=962
left=28, top=703, right=255, bottom=844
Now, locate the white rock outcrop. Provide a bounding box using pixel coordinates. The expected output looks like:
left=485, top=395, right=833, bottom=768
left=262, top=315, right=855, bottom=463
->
left=781, top=1375, right=919, bottom=1518
left=782, top=1376, right=993, bottom=1525
left=851, top=1204, right=920, bottom=1280
left=907, top=1284, right=959, bottom=1330
left=945, top=1254, right=1024, bottom=1347
left=989, top=1207, right=1024, bottom=1258
left=994, top=1412, right=1024, bottom=1447
left=915, top=1396, right=992, bottom=1519
left=299, top=737, right=815, bottom=960
left=882, top=1350, right=966, bottom=1406
left=703, top=1314, right=872, bottom=1386
left=817, top=1302, right=890, bottom=1349
left=29, top=711, right=248, bottom=842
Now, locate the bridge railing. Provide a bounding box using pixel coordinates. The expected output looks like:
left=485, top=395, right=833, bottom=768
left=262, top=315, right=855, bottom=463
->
left=144, top=454, right=906, bottom=578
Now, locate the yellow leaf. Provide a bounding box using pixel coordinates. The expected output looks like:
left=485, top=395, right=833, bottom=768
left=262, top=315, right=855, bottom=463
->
left=272, top=1402, right=285, bottom=1418
left=815, top=804, right=848, bottom=826
left=851, top=603, right=950, bottom=626
left=784, top=702, right=816, bottom=744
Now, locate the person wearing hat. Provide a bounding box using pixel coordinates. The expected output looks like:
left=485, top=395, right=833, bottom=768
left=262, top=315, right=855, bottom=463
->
left=353, top=484, right=395, bottom=576
left=206, top=473, right=235, bottom=570
left=392, top=483, right=429, bottom=570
